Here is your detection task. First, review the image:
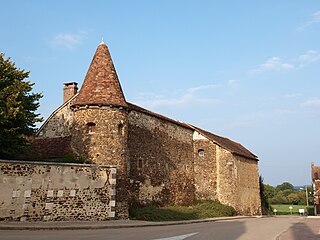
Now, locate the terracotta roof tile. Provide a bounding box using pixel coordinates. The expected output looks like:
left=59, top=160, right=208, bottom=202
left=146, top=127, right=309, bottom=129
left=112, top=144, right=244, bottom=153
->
left=72, top=42, right=127, bottom=107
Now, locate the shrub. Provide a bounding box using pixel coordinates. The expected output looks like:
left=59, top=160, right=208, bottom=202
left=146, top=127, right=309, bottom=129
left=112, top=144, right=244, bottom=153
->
left=129, top=200, right=236, bottom=221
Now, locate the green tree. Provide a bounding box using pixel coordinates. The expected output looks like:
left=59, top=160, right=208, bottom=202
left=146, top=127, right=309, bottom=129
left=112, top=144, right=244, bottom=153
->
left=0, top=53, right=42, bottom=158
left=260, top=176, right=272, bottom=215
left=270, top=190, right=288, bottom=204
left=283, top=189, right=294, bottom=197
left=264, top=184, right=276, bottom=199
left=287, top=193, right=300, bottom=205
left=276, top=182, right=294, bottom=191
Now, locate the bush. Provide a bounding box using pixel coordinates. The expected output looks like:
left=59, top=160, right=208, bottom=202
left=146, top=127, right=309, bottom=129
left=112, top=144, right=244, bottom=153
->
left=306, top=206, right=315, bottom=216
left=129, top=200, right=237, bottom=221
left=260, top=176, right=272, bottom=215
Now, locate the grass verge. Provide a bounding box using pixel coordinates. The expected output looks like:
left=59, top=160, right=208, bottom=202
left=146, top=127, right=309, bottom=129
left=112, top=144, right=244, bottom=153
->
left=271, top=204, right=310, bottom=215
left=129, top=200, right=237, bottom=221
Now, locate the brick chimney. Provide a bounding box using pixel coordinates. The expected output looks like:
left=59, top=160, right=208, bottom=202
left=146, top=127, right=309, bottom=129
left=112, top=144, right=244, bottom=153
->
left=63, top=82, right=78, bottom=103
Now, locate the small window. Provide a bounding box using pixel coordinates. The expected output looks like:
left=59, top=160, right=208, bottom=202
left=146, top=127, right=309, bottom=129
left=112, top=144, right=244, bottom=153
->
left=138, top=159, right=143, bottom=169
left=118, top=123, right=124, bottom=136
left=198, top=149, right=204, bottom=157
left=86, top=122, right=96, bottom=133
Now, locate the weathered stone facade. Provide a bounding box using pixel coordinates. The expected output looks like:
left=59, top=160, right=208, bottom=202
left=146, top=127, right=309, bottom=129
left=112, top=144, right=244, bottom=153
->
left=215, top=147, right=260, bottom=215
left=0, top=160, right=116, bottom=221
left=28, top=40, right=262, bottom=219
left=235, top=155, right=261, bottom=215
left=128, top=110, right=194, bottom=206
left=71, top=107, right=129, bottom=218
left=193, top=138, right=217, bottom=200
left=37, top=96, right=75, bottom=139
left=193, top=131, right=261, bottom=215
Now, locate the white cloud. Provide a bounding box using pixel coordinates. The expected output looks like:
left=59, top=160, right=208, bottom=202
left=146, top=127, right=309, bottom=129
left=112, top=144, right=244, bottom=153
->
left=297, top=11, right=320, bottom=31
left=297, top=50, right=320, bottom=68
left=284, top=93, right=301, bottom=99
left=228, top=79, right=239, bottom=87
left=250, top=50, right=320, bottom=73
left=223, top=108, right=292, bottom=131
left=251, top=57, right=294, bottom=73
left=49, top=32, right=87, bottom=49
left=141, top=94, right=221, bottom=108
left=186, top=84, right=218, bottom=93
left=250, top=50, right=320, bottom=74
left=135, top=84, right=221, bottom=108
left=301, top=98, right=320, bottom=107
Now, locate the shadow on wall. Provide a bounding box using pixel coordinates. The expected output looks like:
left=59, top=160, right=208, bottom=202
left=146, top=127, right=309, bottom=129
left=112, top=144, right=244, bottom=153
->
left=22, top=118, right=91, bottom=164
left=127, top=123, right=195, bottom=207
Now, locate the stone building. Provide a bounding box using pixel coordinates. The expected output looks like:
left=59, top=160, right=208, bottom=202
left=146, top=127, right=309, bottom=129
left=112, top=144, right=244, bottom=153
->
left=311, top=163, right=320, bottom=215
left=34, top=40, right=261, bottom=218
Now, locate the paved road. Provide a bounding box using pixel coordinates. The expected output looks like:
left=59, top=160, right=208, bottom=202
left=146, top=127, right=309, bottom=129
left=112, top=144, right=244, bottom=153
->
left=0, top=217, right=319, bottom=240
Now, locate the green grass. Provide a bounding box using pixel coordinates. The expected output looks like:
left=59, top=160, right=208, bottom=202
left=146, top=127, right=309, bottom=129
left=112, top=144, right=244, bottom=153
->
left=129, top=200, right=237, bottom=221
left=271, top=204, right=308, bottom=215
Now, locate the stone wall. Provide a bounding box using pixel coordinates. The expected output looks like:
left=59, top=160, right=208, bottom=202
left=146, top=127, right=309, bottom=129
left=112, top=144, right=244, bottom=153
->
left=71, top=106, right=129, bottom=218
left=37, top=100, right=74, bottom=139
left=127, top=110, right=195, bottom=206
left=193, top=138, right=217, bottom=200
left=0, top=160, right=116, bottom=221
left=236, top=155, right=261, bottom=215
left=216, top=146, right=261, bottom=215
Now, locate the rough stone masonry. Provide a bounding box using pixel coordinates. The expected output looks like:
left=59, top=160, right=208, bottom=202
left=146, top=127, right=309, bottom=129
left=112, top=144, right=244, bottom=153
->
left=0, top=160, right=116, bottom=221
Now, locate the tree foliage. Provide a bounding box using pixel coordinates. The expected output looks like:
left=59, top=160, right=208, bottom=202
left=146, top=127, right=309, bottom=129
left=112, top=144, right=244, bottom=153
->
left=264, top=182, right=312, bottom=205
left=276, top=182, right=294, bottom=191
left=259, top=176, right=272, bottom=215
left=0, top=53, right=43, bottom=158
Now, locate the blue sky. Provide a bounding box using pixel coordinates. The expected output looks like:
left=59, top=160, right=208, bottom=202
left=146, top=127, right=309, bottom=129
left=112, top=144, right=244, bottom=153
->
left=2, top=1, right=320, bottom=186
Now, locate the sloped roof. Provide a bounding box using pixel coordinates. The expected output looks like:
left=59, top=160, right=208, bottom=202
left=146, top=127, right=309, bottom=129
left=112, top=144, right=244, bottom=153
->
left=127, top=102, right=193, bottom=130
left=192, top=126, right=258, bottom=160
left=72, top=41, right=128, bottom=108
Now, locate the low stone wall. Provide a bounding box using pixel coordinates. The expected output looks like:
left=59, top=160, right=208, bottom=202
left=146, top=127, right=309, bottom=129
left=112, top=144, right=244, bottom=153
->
left=0, top=160, right=116, bottom=221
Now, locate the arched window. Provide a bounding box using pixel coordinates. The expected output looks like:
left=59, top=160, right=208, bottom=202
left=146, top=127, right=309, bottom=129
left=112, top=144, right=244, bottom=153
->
left=86, top=122, right=96, bottom=134
left=198, top=149, right=204, bottom=157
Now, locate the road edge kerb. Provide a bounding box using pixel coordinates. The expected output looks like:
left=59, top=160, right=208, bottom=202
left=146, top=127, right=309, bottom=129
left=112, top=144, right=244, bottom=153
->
left=0, top=216, right=259, bottom=231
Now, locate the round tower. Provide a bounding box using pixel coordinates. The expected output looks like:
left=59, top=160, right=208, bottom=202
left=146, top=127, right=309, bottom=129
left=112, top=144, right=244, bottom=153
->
left=70, top=40, right=129, bottom=218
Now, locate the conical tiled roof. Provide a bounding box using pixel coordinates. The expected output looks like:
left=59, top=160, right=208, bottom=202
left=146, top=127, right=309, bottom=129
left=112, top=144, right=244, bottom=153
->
left=72, top=41, right=128, bottom=107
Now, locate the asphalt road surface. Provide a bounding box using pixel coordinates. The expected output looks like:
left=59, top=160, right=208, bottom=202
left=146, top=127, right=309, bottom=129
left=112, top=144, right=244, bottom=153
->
left=1, top=217, right=319, bottom=240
